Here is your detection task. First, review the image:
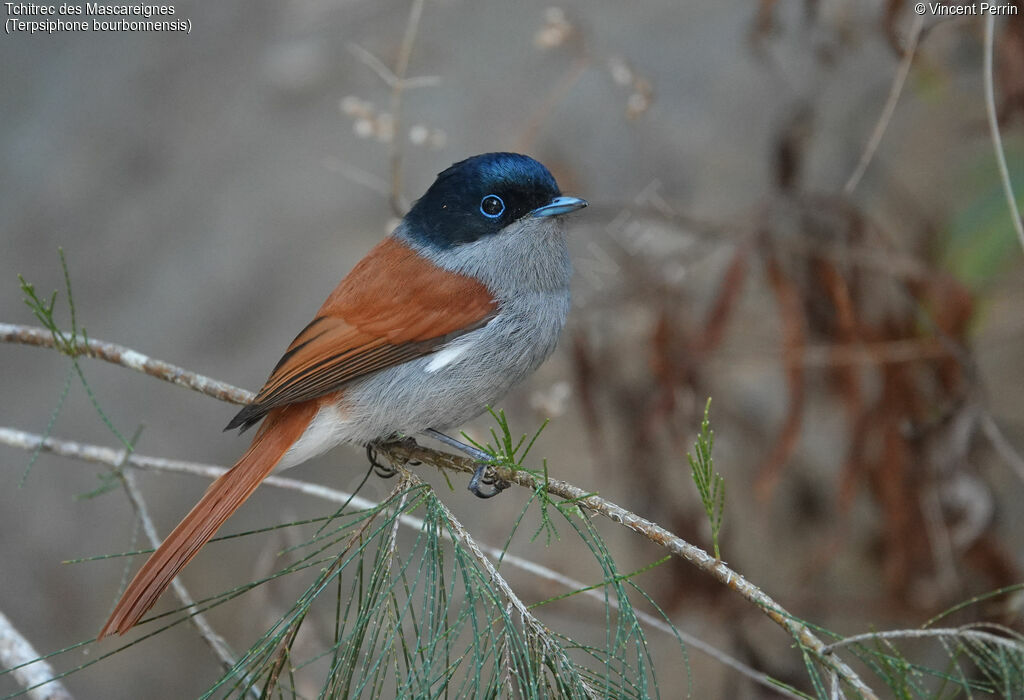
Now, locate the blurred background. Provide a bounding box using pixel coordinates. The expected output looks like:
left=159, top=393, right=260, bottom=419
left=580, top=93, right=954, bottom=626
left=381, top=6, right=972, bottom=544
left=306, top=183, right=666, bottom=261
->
left=2, top=0, right=1023, bottom=697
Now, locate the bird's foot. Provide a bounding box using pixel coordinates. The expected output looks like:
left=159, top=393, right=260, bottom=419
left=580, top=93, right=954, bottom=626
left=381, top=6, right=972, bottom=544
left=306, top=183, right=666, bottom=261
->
left=424, top=428, right=512, bottom=499
left=365, top=443, right=397, bottom=479
left=366, top=436, right=421, bottom=479
left=467, top=462, right=510, bottom=499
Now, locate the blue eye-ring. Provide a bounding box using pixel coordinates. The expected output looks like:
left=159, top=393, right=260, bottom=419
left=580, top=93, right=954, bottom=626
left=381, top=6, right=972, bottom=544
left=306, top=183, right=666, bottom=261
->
left=480, top=194, right=505, bottom=218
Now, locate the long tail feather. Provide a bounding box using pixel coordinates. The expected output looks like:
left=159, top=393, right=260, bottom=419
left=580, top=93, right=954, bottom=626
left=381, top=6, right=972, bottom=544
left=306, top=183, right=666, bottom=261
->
left=98, top=401, right=317, bottom=638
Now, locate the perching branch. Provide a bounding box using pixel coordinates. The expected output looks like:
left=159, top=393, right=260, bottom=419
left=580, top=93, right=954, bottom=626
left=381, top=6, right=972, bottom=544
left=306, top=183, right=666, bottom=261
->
left=0, top=322, right=876, bottom=697
left=0, top=426, right=798, bottom=698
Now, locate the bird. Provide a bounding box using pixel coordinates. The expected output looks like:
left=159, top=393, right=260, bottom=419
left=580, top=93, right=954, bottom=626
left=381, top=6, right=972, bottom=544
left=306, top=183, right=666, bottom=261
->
left=98, top=152, right=587, bottom=638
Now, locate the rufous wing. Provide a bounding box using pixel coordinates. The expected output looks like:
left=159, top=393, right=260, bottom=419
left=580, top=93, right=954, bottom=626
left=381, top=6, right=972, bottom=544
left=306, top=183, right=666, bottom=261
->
left=100, top=237, right=497, bottom=638
left=226, top=236, right=497, bottom=432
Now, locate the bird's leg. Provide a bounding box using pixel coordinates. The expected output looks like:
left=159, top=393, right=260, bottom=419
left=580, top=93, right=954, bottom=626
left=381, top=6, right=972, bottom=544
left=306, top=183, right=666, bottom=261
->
left=424, top=428, right=510, bottom=499
left=366, top=436, right=422, bottom=480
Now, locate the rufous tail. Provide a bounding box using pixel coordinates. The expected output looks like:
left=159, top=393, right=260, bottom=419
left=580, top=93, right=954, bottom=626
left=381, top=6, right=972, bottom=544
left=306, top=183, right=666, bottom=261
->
left=98, top=402, right=317, bottom=638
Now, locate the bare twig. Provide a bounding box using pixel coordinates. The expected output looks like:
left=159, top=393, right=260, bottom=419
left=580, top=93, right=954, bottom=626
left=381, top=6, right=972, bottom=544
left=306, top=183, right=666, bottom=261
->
left=343, top=0, right=433, bottom=216
left=0, top=323, right=252, bottom=406
left=983, top=13, right=1024, bottom=254
left=391, top=0, right=425, bottom=215
left=0, top=326, right=877, bottom=697
left=321, top=156, right=394, bottom=199
left=115, top=468, right=260, bottom=697
left=981, top=413, right=1024, bottom=485
left=842, top=13, right=925, bottom=195
left=0, top=611, right=73, bottom=700
left=824, top=625, right=1024, bottom=654
left=345, top=43, right=439, bottom=92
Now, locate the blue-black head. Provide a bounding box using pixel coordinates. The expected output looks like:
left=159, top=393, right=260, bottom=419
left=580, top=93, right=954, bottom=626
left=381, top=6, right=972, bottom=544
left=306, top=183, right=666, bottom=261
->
left=404, top=152, right=586, bottom=249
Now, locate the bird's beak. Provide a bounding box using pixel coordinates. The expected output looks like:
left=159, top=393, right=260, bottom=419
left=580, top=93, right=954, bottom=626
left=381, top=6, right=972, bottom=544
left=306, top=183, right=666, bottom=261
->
left=531, top=196, right=588, bottom=218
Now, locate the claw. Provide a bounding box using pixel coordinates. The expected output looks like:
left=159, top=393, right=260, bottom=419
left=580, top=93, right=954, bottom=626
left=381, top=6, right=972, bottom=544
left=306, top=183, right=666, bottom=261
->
left=467, top=462, right=510, bottom=499
left=367, top=437, right=424, bottom=479
left=366, top=443, right=397, bottom=479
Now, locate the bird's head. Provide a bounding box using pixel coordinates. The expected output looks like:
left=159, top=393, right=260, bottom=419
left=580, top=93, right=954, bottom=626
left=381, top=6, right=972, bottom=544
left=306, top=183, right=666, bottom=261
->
left=404, top=152, right=587, bottom=249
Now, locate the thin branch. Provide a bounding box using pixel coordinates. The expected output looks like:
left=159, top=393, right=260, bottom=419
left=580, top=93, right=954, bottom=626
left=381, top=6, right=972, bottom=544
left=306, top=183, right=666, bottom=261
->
left=347, top=43, right=401, bottom=87
left=824, top=626, right=1024, bottom=654
left=981, top=413, right=1024, bottom=485
left=115, top=467, right=261, bottom=697
left=0, top=326, right=877, bottom=697
left=983, top=13, right=1024, bottom=254
left=322, top=156, right=394, bottom=199
left=0, top=611, right=73, bottom=700
left=0, top=426, right=366, bottom=507
left=829, top=671, right=843, bottom=700
left=842, top=13, right=925, bottom=195
left=389, top=0, right=425, bottom=216
left=0, top=323, right=251, bottom=406
left=0, top=427, right=793, bottom=696
left=346, top=12, right=441, bottom=216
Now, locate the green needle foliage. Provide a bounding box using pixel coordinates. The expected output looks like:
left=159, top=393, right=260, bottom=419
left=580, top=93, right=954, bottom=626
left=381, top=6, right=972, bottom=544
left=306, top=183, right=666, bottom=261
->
left=687, top=398, right=724, bottom=560
left=19, top=248, right=82, bottom=357
left=462, top=407, right=549, bottom=471
left=18, top=249, right=133, bottom=487
left=188, top=475, right=667, bottom=699
left=462, top=408, right=586, bottom=546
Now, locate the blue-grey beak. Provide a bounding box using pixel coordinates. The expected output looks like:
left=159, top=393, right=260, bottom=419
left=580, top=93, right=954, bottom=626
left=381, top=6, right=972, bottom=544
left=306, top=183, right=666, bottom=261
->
left=531, top=195, right=588, bottom=218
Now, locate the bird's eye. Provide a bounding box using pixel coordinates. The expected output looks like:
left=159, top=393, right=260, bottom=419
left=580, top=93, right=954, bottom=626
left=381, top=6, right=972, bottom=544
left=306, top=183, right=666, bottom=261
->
left=479, top=194, right=505, bottom=218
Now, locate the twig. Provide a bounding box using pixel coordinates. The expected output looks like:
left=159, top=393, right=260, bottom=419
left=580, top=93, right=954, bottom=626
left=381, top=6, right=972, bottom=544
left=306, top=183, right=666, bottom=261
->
left=0, top=326, right=877, bottom=697
left=0, top=426, right=793, bottom=696
left=823, top=625, right=1024, bottom=654
left=983, top=13, right=1024, bottom=254
left=981, top=413, right=1024, bottom=486
left=321, top=156, right=394, bottom=199
left=390, top=0, right=424, bottom=216
left=115, top=467, right=260, bottom=698
left=0, top=611, right=73, bottom=700
left=0, top=323, right=252, bottom=406
left=343, top=0, right=433, bottom=217
left=842, top=13, right=925, bottom=195
left=345, top=43, right=440, bottom=92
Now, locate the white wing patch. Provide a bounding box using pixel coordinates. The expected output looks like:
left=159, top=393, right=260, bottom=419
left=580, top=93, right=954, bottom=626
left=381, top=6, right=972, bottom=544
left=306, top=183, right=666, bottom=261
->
left=424, top=335, right=477, bottom=373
